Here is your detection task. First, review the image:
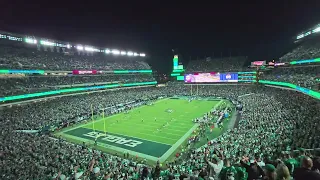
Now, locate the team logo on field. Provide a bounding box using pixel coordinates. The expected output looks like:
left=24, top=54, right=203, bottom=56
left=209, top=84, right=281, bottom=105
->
left=83, top=131, right=143, bottom=147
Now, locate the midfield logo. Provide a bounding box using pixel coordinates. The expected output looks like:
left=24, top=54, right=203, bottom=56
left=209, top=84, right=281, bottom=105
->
left=83, top=131, right=143, bottom=147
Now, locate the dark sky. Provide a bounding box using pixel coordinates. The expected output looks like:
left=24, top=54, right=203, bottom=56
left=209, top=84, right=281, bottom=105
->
left=1, top=0, right=320, bottom=73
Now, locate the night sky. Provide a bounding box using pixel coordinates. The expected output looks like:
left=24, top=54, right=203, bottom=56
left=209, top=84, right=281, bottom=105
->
left=1, top=0, right=320, bottom=73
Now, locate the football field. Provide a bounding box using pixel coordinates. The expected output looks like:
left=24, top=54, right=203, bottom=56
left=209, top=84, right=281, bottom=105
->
left=56, top=98, right=222, bottom=162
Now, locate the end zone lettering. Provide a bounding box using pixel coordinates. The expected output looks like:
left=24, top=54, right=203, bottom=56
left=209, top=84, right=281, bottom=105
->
left=83, top=131, right=143, bottom=147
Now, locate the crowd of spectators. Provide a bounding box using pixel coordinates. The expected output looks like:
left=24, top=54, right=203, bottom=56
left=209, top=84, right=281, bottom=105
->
left=280, top=36, right=320, bottom=62
left=1, top=84, right=320, bottom=179
left=0, top=44, right=150, bottom=70
left=262, top=66, right=320, bottom=91
left=186, top=57, right=247, bottom=73
left=0, top=74, right=155, bottom=97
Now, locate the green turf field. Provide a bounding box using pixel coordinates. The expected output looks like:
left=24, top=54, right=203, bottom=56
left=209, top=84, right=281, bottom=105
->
left=56, top=98, right=222, bottom=162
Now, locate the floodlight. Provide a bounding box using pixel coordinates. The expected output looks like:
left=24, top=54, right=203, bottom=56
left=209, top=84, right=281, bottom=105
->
left=40, top=40, right=55, bottom=46
left=313, top=27, right=320, bottom=33
left=120, top=51, right=127, bottom=55
left=85, top=46, right=98, bottom=52
left=112, top=49, right=120, bottom=55
left=77, top=45, right=84, bottom=50
left=127, top=51, right=133, bottom=56
left=25, top=38, right=37, bottom=44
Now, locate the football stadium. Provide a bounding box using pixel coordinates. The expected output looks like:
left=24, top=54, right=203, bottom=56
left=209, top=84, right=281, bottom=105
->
left=1, top=8, right=320, bottom=180
left=56, top=98, right=229, bottom=163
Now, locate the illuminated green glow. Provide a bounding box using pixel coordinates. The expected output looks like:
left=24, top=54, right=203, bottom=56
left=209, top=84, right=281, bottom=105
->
left=113, top=70, right=152, bottom=74
left=177, top=65, right=184, bottom=70
left=177, top=76, right=184, bottom=80
left=173, top=69, right=184, bottom=73
left=173, top=56, right=178, bottom=69
left=237, top=71, right=257, bottom=74
left=290, top=58, right=320, bottom=65
left=238, top=76, right=256, bottom=78
left=0, top=69, right=45, bottom=74
left=0, top=81, right=157, bottom=102
left=122, top=81, right=157, bottom=87
left=258, top=80, right=296, bottom=88
left=0, top=70, right=9, bottom=74
left=259, top=80, right=320, bottom=99
left=171, top=73, right=180, bottom=76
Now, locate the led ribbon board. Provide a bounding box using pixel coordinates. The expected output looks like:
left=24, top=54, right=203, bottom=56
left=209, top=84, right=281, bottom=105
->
left=113, top=70, right=152, bottom=74
left=0, top=69, right=45, bottom=74
left=0, top=81, right=157, bottom=102
left=290, top=58, right=320, bottom=65
left=259, top=80, right=320, bottom=99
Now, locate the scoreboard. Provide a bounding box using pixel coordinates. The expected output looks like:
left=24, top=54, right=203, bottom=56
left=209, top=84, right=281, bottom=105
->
left=184, top=72, right=256, bottom=83
left=184, top=72, right=238, bottom=83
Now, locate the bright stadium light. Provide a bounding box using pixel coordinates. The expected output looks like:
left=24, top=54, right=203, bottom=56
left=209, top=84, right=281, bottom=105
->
left=304, top=31, right=311, bottom=36
left=25, top=38, right=37, bottom=44
left=139, top=53, right=146, bottom=57
left=120, top=51, right=127, bottom=55
left=134, top=52, right=139, bottom=56
left=127, top=51, right=134, bottom=56
left=85, top=47, right=99, bottom=52
left=85, top=46, right=96, bottom=52
left=296, top=34, right=304, bottom=40
left=313, top=27, right=320, bottom=33
left=112, top=49, right=120, bottom=55
left=40, top=40, right=55, bottom=46
left=67, top=44, right=71, bottom=49
left=105, top=49, right=111, bottom=54
left=77, top=45, right=84, bottom=51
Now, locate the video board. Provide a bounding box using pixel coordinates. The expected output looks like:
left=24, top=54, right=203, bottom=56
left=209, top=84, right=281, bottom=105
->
left=184, top=72, right=238, bottom=83
left=251, top=61, right=266, bottom=66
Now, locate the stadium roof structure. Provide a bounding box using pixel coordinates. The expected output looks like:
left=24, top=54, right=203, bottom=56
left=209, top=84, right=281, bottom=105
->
left=0, top=30, right=146, bottom=57
left=295, top=23, right=320, bottom=42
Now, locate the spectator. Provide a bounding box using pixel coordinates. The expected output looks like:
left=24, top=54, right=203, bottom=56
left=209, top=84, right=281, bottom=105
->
left=293, top=156, right=320, bottom=180
left=264, top=164, right=277, bottom=180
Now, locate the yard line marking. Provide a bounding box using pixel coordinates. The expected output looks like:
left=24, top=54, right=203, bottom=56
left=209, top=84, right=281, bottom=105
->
left=159, top=100, right=223, bottom=161
left=61, top=98, right=171, bottom=132
left=103, top=126, right=183, bottom=137
left=93, top=121, right=191, bottom=131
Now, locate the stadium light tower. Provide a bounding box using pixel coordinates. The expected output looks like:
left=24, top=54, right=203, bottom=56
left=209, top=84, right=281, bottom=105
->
left=112, top=49, right=120, bottom=55
left=25, top=38, right=37, bottom=44
left=127, top=51, right=134, bottom=56
left=77, top=45, right=84, bottom=51
left=105, top=49, right=111, bottom=54
left=40, top=40, right=55, bottom=46
left=313, top=27, right=320, bottom=33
